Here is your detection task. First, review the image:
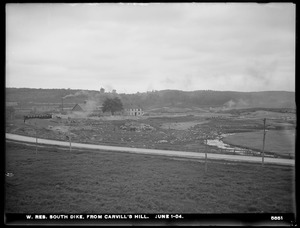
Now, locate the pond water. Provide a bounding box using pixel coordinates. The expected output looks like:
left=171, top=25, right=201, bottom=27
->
left=206, top=134, right=273, bottom=157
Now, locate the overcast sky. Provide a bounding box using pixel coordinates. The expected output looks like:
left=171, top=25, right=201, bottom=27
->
left=6, top=3, right=295, bottom=93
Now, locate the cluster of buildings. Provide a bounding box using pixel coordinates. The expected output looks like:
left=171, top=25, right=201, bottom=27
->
left=6, top=87, right=147, bottom=121
left=6, top=100, right=144, bottom=121
left=71, top=103, right=144, bottom=116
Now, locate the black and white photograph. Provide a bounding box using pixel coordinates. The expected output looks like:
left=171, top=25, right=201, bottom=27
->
left=5, top=3, right=296, bottom=226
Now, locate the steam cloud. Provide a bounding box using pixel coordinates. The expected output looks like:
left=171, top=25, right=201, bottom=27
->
left=63, top=90, right=120, bottom=118
left=63, top=90, right=90, bottom=99
left=223, top=99, right=249, bottom=109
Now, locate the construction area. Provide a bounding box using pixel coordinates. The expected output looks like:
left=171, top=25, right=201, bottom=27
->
left=6, top=108, right=296, bottom=159
left=5, top=94, right=296, bottom=218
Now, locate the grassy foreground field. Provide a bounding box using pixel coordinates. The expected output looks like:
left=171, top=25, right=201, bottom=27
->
left=5, top=141, right=295, bottom=214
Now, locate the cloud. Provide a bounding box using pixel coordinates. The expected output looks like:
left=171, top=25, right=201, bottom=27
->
left=245, top=59, right=278, bottom=85
left=6, top=3, right=295, bottom=92
left=161, top=77, right=175, bottom=85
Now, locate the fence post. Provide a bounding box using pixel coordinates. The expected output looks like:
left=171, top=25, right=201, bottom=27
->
left=205, top=137, right=208, bottom=174
left=69, top=134, right=72, bottom=152
left=205, top=152, right=207, bottom=173
left=35, top=130, right=38, bottom=155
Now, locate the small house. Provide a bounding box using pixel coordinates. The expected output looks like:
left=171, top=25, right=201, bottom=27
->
left=125, top=106, right=144, bottom=116
left=72, top=104, right=84, bottom=112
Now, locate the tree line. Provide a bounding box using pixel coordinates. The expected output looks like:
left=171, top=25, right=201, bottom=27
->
left=6, top=88, right=296, bottom=110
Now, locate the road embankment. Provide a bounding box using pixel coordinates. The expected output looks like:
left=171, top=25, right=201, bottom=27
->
left=6, top=133, right=294, bottom=166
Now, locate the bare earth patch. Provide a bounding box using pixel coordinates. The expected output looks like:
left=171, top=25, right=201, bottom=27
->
left=160, top=121, right=209, bottom=130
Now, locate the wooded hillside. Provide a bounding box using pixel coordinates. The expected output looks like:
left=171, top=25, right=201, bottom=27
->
left=6, top=88, right=296, bottom=110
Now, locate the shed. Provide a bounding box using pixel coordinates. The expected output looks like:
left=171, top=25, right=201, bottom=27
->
left=72, top=104, right=84, bottom=112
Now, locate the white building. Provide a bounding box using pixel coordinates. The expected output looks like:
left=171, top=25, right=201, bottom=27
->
left=125, top=106, right=144, bottom=116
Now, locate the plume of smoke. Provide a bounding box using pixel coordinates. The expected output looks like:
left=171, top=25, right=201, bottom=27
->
left=63, top=90, right=90, bottom=99
left=83, top=100, right=98, bottom=113
left=72, top=93, right=103, bottom=118
left=64, top=90, right=121, bottom=119
left=224, top=100, right=236, bottom=108
left=105, top=84, right=113, bottom=93
left=236, top=99, right=248, bottom=108
left=223, top=99, right=249, bottom=109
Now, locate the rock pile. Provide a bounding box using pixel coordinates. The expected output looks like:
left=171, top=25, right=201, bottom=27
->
left=120, top=122, right=155, bottom=132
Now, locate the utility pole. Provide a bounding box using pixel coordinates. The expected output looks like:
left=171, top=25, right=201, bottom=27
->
left=205, top=135, right=208, bottom=174
left=69, top=132, right=72, bottom=152
left=33, top=121, right=38, bottom=156
left=262, top=118, right=266, bottom=167
left=35, top=129, right=38, bottom=155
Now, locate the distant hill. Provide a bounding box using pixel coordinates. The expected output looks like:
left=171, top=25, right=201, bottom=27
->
left=6, top=88, right=296, bottom=110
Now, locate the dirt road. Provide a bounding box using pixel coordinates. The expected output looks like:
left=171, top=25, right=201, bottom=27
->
left=6, top=133, right=294, bottom=166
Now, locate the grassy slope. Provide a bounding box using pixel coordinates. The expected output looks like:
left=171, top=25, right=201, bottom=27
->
left=5, top=142, right=295, bottom=214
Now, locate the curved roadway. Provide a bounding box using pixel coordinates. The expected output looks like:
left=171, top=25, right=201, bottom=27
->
left=6, top=133, right=294, bottom=166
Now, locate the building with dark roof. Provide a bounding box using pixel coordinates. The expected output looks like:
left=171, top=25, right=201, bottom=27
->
left=72, top=104, right=84, bottom=112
